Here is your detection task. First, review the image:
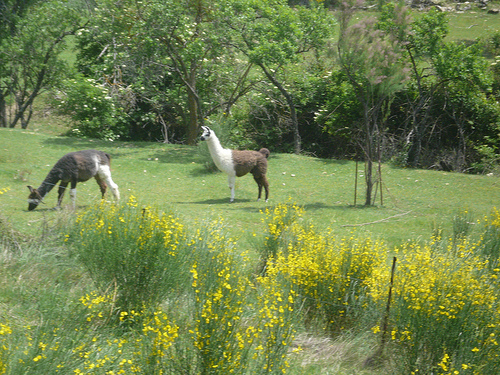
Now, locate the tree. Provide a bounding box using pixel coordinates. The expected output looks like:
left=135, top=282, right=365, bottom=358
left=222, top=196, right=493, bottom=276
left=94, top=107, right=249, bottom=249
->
left=222, top=0, right=331, bottom=154
left=385, top=7, right=494, bottom=170
left=0, top=0, right=40, bottom=127
left=0, top=0, right=85, bottom=129
left=336, top=1, right=410, bottom=205
left=77, top=0, right=258, bottom=144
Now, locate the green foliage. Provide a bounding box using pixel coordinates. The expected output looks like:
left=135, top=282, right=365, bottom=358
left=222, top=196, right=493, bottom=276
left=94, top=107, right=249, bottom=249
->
left=314, top=70, right=363, bottom=157
left=408, top=8, right=449, bottom=57
left=473, top=144, right=500, bottom=174
left=0, top=0, right=84, bottom=128
left=53, top=75, right=129, bottom=140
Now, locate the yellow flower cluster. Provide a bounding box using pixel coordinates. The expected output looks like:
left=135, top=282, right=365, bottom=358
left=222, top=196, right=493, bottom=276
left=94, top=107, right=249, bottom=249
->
left=261, top=201, right=304, bottom=241
left=260, top=201, right=304, bottom=259
left=189, top=222, right=255, bottom=372
left=0, top=323, right=12, bottom=375
left=395, top=240, right=492, bottom=319
left=483, top=207, right=500, bottom=228
left=261, top=202, right=386, bottom=332
left=255, top=275, right=297, bottom=373
left=142, top=311, right=179, bottom=361
left=69, top=196, right=190, bottom=314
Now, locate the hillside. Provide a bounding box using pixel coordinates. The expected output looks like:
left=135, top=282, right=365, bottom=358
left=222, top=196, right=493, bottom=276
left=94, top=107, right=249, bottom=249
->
left=1, top=127, right=499, bottom=247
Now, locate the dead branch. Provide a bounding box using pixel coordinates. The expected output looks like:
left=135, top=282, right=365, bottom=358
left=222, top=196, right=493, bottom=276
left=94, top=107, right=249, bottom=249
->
left=341, top=211, right=412, bottom=227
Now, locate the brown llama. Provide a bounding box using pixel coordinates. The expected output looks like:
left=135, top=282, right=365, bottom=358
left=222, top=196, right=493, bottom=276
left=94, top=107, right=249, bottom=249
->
left=200, top=126, right=270, bottom=202
left=27, top=150, right=120, bottom=211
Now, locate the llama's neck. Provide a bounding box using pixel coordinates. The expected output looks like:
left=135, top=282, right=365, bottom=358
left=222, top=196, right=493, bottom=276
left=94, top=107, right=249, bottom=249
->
left=206, top=133, right=226, bottom=158
left=37, top=169, right=61, bottom=198
left=206, top=133, right=234, bottom=174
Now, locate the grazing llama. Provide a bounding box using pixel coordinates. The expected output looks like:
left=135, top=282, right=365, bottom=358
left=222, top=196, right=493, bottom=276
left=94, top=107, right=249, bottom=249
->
left=27, top=150, right=120, bottom=211
left=200, top=126, right=270, bottom=203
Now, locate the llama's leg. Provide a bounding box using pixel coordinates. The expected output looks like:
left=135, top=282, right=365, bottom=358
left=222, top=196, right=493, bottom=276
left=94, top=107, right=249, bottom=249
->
left=94, top=174, right=108, bottom=198
left=98, top=165, right=120, bottom=201
left=228, top=175, right=236, bottom=203
left=69, top=180, right=78, bottom=209
left=254, top=175, right=263, bottom=201
left=253, top=174, right=269, bottom=202
left=57, top=181, right=69, bottom=209
left=262, top=175, right=269, bottom=202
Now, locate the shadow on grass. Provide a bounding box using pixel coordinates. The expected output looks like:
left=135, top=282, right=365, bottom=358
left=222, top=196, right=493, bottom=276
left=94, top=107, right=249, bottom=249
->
left=42, top=137, right=202, bottom=164
left=25, top=203, right=93, bottom=213
left=42, top=137, right=130, bottom=150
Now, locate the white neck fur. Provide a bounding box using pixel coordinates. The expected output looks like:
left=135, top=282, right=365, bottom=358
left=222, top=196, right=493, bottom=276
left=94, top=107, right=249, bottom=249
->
left=205, top=131, right=234, bottom=176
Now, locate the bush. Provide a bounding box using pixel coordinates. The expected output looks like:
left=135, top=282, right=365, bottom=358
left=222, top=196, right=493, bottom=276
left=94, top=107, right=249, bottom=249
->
left=52, top=74, right=128, bottom=140
left=59, top=199, right=297, bottom=374
left=260, top=202, right=387, bottom=333
left=66, top=196, right=190, bottom=318
left=368, top=210, right=500, bottom=374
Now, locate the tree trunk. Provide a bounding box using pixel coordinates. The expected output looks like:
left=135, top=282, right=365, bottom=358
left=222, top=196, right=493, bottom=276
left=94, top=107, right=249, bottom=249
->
left=186, top=79, right=199, bottom=145
left=258, top=63, right=301, bottom=154
left=0, top=92, right=6, bottom=127
left=7, top=24, right=84, bottom=129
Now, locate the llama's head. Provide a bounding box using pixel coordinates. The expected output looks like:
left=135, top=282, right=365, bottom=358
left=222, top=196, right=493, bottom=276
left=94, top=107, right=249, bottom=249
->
left=200, top=126, right=212, bottom=141
left=27, top=185, right=43, bottom=211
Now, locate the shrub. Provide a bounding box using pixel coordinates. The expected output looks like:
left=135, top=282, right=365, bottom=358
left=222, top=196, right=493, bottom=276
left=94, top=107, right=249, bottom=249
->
left=368, top=218, right=500, bottom=374
left=66, top=196, right=190, bottom=318
left=258, top=201, right=305, bottom=270
left=52, top=74, right=128, bottom=140
left=60, top=201, right=297, bottom=374
left=260, top=202, right=386, bottom=333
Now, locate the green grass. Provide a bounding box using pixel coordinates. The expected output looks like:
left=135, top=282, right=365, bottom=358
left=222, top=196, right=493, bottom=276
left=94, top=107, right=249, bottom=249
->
left=1, top=127, right=499, bottom=248
left=447, top=10, right=500, bottom=43
left=2, top=10, right=500, bottom=372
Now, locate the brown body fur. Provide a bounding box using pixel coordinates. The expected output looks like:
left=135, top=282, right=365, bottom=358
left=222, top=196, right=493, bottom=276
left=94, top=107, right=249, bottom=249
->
left=232, top=148, right=270, bottom=201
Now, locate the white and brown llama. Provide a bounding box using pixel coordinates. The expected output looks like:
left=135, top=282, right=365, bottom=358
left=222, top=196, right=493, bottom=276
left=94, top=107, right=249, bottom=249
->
left=27, top=150, right=120, bottom=211
left=200, top=125, right=270, bottom=203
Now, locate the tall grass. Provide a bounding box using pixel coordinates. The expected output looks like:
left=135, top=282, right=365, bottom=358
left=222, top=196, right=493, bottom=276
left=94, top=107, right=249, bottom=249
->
left=2, top=196, right=500, bottom=373
left=258, top=202, right=500, bottom=373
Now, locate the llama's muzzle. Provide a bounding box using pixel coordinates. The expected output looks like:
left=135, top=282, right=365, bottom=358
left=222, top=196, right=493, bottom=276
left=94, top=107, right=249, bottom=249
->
left=27, top=198, right=40, bottom=211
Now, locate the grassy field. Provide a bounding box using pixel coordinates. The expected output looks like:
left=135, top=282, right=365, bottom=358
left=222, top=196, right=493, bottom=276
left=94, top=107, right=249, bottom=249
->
left=1, top=9, right=500, bottom=373
left=447, top=10, right=500, bottom=42
left=1, top=124, right=500, bottom=374
left=1, top=127, right=499, bottom=249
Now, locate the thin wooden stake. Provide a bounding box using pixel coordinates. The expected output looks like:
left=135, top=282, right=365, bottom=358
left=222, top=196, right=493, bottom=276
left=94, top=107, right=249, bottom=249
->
left=364, top=256, right=397, bottom=367
left=378, top=160, right=384, bottom=206
left=380, top=256, right=397, bottom=346
left=354, top=160, right=358, bottom=206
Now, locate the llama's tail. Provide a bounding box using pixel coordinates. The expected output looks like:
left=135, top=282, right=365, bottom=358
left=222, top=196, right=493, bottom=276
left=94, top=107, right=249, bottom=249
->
left=259, top=148, right=270, bottom=159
